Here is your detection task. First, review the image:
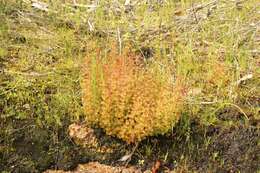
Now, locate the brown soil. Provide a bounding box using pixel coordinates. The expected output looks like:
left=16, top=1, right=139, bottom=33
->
left=1, top=118, right=259, bottom=173
left=44, top=162, right=142, bottom=173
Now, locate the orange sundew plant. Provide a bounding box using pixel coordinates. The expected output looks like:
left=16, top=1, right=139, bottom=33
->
left=82, top=46, right=186, bottom=143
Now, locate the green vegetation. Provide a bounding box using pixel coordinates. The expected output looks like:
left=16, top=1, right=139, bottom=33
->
left=0, top=0, right=259, bottom=172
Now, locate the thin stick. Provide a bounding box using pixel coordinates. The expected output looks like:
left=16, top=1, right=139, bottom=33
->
left=124, top=142, right=139, bottom=166
left=117, top=27, right=122, bottom=55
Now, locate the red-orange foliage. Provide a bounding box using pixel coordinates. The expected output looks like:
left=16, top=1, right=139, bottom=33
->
left=82, top=49, right=185, bottom=143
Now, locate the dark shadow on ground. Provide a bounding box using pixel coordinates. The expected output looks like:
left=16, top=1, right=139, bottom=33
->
left=1, top=116, right=259, bottom=173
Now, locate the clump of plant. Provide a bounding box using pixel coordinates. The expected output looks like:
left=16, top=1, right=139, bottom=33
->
left=82, top=47, right=185, bottom=143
